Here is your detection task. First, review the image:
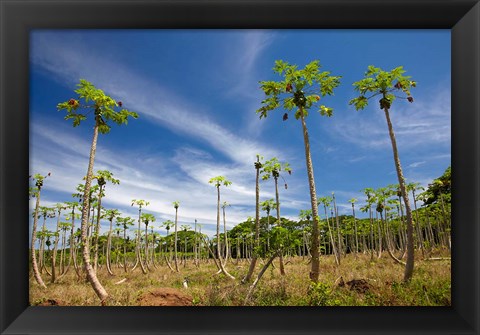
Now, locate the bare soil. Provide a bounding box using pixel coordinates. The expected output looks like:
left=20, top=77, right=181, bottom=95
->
left=137, top=287, right=193, bottom=306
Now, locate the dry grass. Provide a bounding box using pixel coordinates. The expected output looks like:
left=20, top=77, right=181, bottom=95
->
left=30, top=250, right=451, bottom=306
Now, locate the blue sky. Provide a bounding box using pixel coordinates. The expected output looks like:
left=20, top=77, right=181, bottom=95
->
left=29, top=29, right=451, bottom=240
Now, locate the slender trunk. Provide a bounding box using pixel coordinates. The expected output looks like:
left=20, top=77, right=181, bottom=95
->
left=323, top=206, right=340, bottom=265
left=63, top=208, right=76, bottom=276
left=194, top=220, right=198, bottom=266
left=144, top=223, right=151, bottom=271
left=51, top=209, right=62, bottom=283
left=376, top=211, right=382, bottom=259
left=244, top=250, right=280, bottom=304
left=79, top=119, right=108, bottom=304
left=215, top=186, right=235, bottom=279
left=273, top=176, right=286, bottom=275
left=93, top=186, right=103, bottom=274
left=174, top=208, right=179, bottom=272
left=352, top=204, right=359, bottom=254
left=60, top=228, right=66, bottom=274
left=383, top=105, right=415, bottom=282
left=412, top=189, right=425, bottom=258
left=332, top=194, right=343, bottom=260
left=106, top=218, right=114, bottom=276
left=299, top=107, right=321, bottom=282
left=31, top=192, right=47, bottom=288
left=222, top=206, right=229, bottom=265
left=123, top=227, right=128, bottom=273
left=39, top=215, right=47, bottom=272
left=244, top=160, right=261, bottom=283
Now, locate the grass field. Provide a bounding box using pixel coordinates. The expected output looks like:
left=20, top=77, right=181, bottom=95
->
left=29, top=250, right=451, bottom=307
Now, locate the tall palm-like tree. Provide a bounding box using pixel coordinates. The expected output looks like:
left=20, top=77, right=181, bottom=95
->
left=221, top=201, right=231, bottom=265
left=91, top=170, right=119, bottom=273
left=408, top=182, right=426, bottom=257
left=36, top=206, right=55, bottom=272
left=29, top=173, right=50, bottom=288
left=180, top=224, right=190, bottom=267
left=261, top=199, right=276, bottom=252
left=58, top=221, right=72, bottom=275
left=257, top=60, right=341, bottom=282
left=62, top=201, right=80, bottom=276
left=172, top=201, right=180, bottom=272
left=244, top=155, right=264, bottom=283
left=51, top=203, right=67, bottom=283
left=318, top=196, right=339, bottom=265
left=208, top=176, right=235, bottom=279
left=141, top=213, right=156, bottom=270
left=116, top=216, right=134, bottom=272
left=104, top=209, right=120, bottom=275
left=161, top=220, right=174, bottom=262
left=58, top=79, right=138, bottom=304
left=350, top=65, right=417, bottom=281
left=299, top=209, right=312, bottom=258
left=348, top=198, right=359, bottom=254
left=261, top=157, right=291, bottom=275
left=131, top=199, right=149, bottom=274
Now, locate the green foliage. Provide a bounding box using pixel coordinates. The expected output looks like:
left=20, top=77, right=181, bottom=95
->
left=261, top=157, right=291, bottom=181
left=131, top=199, right=150, bottom=209
left=349, top=65, right=416, bottom=111
left=141, top=213, right=156, bottom=225
left=57, top=79, right=138, bottom=134
left=208, top=176, right=232, bottom=188
left=419, top=166, right=451, bottom=205
left=307, top=281, right=341, bottom=306
left=94, top=170, right=120, bottom=187
left=257, top=60, right=341, bottom=120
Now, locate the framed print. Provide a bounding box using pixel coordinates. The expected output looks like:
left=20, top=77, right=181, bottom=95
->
left=1, top=0, right=479, bottom=334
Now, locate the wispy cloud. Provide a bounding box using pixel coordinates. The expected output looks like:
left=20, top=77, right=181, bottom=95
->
left=31, top=32, right=278, bottom=167
left=329, top=87, right=451, bottom=151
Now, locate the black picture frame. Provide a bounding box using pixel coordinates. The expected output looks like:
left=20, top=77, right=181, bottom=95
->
left=1, top=0, right=479, bottom=334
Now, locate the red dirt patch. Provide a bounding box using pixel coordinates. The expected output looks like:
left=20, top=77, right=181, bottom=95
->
left=137, top=288, right=193, bottom=306
left=338, top=277, right=371, bottom=293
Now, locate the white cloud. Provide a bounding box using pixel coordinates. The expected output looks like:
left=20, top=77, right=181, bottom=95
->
left=30, top=32, right=278, bottom=167
left=330, top=87, right=451, bottom=151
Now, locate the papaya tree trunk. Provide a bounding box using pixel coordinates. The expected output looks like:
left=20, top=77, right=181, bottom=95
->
left=80, top=117, right=108, bottom=304
left=244, top=160, right=261, bottom=283
left=31, top=192, right=47, bottom=288
left=299, top=107, right=321, bottom=282
left=383, top=105, right=414, bottom=282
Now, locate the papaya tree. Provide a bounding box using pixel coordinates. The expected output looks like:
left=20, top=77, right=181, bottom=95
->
left=57, top=79, right=138, bottom=304
left=141, top=213, right=156, bottom=270
left=243, top=154, right=264, bottom=283
left=58, top=221, right=72, bottom=275
left=104, top=209, right=121, bottom=275
left=131, top=199, right=149, bottom=274
left=116, top=216, right=134, bottom=272
left=91, top=170, right=119, bottom=273
left=62, top=201, right=80, bottom=276
left=257, top=60, right=341, bottom=282
left=29, top=173, right=51, bottom=288
left=298, top=209, right=313, bottom=259
left=208, top=176, right=235, bottom=279
left=161, top=219, right=174, bottom=265
left=221, top=201, right=231, bottom=265
left=172, top=201, right=180, bottom=272
left=180, top=224, right=190, bottom=267
left=36, top=206, right=55, bottom=273
left=317, top=196, right=339, bottom=265
left=348, top=198, right=359, bottom=254
left=51, top=203, right=67, bottom=283
left=350, top=65, right=416, bottom=282
left=261, top=157, right=291, bottom=275
left=260, top=199, right=276, bottom=252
